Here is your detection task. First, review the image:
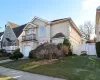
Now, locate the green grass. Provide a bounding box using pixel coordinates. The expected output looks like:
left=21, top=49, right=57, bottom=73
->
left=0, top=75, right=15, bottom=80
left=0, top=56, right=100, bottom=80
left=0, top=57, right=8, bottom=60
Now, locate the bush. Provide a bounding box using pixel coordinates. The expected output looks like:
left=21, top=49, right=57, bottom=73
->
left=57, top=43, right=63, bottom=50
left=28, top=43, right=65, bottom=59
left=9, top=49, right=23, bottom=60
left=68, top=49, right=72, bottom=56
left=96, top=42, right=100, bottom=57
left=9, top=55, right=15, bottom=60
left=29, top=50, right=34, bottom=59
left=0, top=49, right=6, bottom=54
left=0, top=53, right=3, bottom=57
left=63, top=39, right=71, bottom=47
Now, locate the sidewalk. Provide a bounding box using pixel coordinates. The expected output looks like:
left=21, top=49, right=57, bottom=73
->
left=0, top=66, right=66, bottom=80
left=0, top=59, right=12, bottom=63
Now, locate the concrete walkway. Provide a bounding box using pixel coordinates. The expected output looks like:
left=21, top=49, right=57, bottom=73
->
left=0, top=66, right=66, bottom=80
left=0, top=59, right=12, bottom=63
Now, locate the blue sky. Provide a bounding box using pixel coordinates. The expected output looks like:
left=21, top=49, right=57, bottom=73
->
left=0, top=0, right=100, bottom=32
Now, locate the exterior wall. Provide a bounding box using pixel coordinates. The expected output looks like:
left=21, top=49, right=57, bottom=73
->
left=2, top=26, right=18, bottom=47
left=32, top=19, right=48, bottom=44
left=51, top=21, right=69, bottom=39
left=46, top=24, right=50, bottom=43
left=96, top=10, right=100, bottom=41
left=18, top=31, right=25, bottom=49
left=52, top=38, right=64, bottom=44
left=69, top=23, right=82, bottom=46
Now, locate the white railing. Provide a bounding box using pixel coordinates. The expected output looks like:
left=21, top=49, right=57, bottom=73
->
left=22, top=34, right=36, bottom=41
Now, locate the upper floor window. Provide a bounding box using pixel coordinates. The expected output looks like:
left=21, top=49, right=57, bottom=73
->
left=40, top=26, right=46, bottom=37
left=27, top=29, right=34, bottom=35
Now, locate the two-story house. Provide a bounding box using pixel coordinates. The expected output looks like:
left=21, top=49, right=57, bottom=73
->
left=2, top=22, right=26, bottom=52
left=22, top=17, right=82, bottom=57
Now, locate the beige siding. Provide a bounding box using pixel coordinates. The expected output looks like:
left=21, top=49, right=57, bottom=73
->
left=69, top=24, right=81, bottom=46
left=18, top=31, right=25, bottom=48
left=51, top=21, right=69, bottom=39
left=96, top=10, right=100, bottom=41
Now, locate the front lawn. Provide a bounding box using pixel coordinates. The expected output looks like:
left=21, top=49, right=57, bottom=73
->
left=0, top=75, right=15, bottom=80
left=0, top=57, right=8, bottom=61
left=0, top=56, right=100, bottom=80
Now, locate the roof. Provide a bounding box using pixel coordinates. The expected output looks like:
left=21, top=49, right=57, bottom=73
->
left=97, top=6, right=100, bottom=11
left=51, top=18, right=69, bottom=23
left=52, top=33, right=65, bottom=38
left=8, top=22, right=19, bottom=28
left=12, top=24, right=27, bottom=38
left=0, top=32, right=4, bottom=37
left=50, top=18, right=81, bottom=36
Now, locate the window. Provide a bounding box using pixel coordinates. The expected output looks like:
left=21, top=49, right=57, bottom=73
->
left=27, top=29, right=34, bottom=34
left=40, top=26, right=46, bottom=37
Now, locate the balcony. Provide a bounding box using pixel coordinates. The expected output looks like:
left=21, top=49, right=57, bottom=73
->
left=22, top=34, right=37, bottom=41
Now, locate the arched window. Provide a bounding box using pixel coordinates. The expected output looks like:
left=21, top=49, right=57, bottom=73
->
left=40, top=26, right=46, bottom=37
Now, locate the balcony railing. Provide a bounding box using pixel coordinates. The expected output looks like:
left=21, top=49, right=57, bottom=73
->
left=22, top=34, right=36, bottom=41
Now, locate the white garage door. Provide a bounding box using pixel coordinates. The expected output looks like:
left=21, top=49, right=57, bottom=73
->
left=24, top=46, right=32, bottom=57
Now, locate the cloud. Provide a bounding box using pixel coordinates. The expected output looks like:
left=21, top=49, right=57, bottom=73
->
left=75, top=0, right=100, bottom=26
left=82, top=0, right=100, bottom=10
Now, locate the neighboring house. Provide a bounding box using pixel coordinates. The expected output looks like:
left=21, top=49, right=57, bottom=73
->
left=96, top=6, right=100, bottom=41
left=0, top=32, right=4, bottom=49
left=22, top=17, right=82, bottom=57
left=2, top=22, right=26, bottom=52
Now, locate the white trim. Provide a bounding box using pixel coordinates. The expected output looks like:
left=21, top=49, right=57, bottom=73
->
left=31, top=16, right=48, bottom=23
left=23, top=22, right=38, bottom=31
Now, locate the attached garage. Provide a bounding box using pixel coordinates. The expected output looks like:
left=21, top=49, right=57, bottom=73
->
left=22, top=42, right=38, bottom=57
left=23, top=45, right=32, bottom=57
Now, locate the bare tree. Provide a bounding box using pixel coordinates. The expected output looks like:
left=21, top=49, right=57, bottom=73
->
left=79, top=21, right=94, bottom=41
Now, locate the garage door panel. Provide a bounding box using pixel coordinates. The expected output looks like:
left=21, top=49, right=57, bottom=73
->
left=24, top=46, right=32, bottom=57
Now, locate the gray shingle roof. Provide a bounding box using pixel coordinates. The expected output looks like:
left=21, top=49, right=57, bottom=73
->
left=52, top=33, right=65, bottom=38
left=12, top=24, right=27, bottom=38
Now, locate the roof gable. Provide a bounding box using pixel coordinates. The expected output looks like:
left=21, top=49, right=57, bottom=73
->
left=8, top=22, right=19, bottom=28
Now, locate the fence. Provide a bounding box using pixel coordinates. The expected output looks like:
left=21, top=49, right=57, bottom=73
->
left=72, top=43, right=96, bottom=55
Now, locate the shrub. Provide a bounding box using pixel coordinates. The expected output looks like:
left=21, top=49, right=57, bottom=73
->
left=68, top=49, right=72, bottom=56
left=28, top=43, right=65, bottom=59
left=96, top=42, right=100, bottom=57
left=29, top=50, right=34, bottom=59
left=0, top=53, right=3, bottom=57
left=9, top=55, right=15, bottom=60
left=9, top=49, right=23, bottom=60
left=63, top=39, right=71, bottom=47
left=57, top=43, right=63, bottom=50
left=0, top=49, right=6, bottom=54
